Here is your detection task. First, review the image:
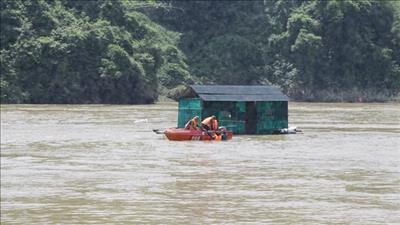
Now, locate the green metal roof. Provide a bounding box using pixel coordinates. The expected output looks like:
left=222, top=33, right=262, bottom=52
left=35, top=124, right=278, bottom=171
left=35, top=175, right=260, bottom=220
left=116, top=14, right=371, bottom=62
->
left=189, top=85, right=289, bottom=102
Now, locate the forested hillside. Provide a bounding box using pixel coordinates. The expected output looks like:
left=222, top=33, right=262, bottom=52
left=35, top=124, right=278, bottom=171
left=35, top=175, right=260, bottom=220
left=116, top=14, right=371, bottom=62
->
left=150, top=0, right=400, bottom=101
left=1, top=0, right=190, bottom=103
left=1, top=0, right=399, bottom=103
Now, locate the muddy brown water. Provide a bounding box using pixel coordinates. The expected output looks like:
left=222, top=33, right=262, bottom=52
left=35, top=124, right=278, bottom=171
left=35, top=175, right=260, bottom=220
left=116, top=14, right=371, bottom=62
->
left=1, top=102, right=399, bottom=224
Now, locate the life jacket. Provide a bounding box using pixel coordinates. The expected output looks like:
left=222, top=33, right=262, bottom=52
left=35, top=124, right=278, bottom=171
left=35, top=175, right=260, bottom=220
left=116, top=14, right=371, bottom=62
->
left=214, top=134, right=222, bottom=141
left=202, top=117, right=218, bottom=130
left=191, top=118, right=198, bottom=128
left=201, top=117, right=213, bottom=127
left=213, top=120, right=218, bottom=130
left=185, top=118, right=198, bottom=130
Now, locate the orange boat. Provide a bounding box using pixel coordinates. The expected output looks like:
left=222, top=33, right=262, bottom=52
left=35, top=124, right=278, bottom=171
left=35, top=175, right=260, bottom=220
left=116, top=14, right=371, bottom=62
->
left=164, top=128, right=233, bottom=141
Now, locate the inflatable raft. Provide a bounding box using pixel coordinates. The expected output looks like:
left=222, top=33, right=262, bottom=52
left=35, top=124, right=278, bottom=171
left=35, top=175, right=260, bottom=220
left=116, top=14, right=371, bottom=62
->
left=164, top=128, right=233, bottom=141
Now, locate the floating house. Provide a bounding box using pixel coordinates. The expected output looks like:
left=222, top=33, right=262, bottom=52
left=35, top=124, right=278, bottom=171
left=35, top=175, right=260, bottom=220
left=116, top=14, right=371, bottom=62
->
left=177, top=85, right=289, bottom=134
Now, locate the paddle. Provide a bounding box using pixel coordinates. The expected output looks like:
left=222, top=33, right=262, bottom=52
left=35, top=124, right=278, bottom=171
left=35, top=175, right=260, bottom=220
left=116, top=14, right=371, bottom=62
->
left=152, top=129, right=165, bottom=134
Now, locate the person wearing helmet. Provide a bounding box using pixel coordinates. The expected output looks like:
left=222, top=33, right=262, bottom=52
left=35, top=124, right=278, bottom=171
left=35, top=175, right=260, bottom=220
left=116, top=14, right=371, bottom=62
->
left=185, top=116, right=200, bottom=130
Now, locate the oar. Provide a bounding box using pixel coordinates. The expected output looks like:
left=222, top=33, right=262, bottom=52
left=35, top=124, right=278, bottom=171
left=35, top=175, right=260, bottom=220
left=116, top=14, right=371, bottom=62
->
left=152, top=129, right=165, bottom=134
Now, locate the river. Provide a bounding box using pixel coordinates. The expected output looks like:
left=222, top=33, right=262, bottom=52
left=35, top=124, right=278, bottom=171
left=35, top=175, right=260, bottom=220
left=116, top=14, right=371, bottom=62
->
left=1, top=102, right=399, bottom=224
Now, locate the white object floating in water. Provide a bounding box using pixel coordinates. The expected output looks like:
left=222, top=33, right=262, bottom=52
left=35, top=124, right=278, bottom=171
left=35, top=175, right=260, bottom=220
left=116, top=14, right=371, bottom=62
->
left=134, top=119, right=148, bottom=123
left=279, top=126, right=302, bottom=134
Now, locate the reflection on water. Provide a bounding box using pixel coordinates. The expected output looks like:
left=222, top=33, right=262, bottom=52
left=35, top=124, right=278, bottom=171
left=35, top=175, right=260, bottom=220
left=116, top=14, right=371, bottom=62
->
left=1, top=102, right=400, bottom=224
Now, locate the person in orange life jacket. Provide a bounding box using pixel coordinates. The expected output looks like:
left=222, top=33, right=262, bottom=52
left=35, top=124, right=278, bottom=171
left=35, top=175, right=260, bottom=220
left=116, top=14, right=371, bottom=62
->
left=184, top=116, right=200, bottom=130
left=214, top=129, right=222, bottom=141
left=201, top=115, right=220, bottom=140
left=201, top=115, right=218, bottom=131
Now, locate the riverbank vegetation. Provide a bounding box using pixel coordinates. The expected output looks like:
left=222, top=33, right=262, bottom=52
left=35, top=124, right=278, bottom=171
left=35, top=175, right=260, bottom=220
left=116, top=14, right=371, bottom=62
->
left=1, top=0, right=399, bottom=103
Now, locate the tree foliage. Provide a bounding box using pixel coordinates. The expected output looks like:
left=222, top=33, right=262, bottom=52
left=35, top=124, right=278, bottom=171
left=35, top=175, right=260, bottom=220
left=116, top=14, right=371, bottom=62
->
left=1, top=0, right=399, bottom=103
left=276, top=0, right=400, bottom=99
left=1, top=0, right=189, bottom=103
left=149, top=0, right=400, bottom=101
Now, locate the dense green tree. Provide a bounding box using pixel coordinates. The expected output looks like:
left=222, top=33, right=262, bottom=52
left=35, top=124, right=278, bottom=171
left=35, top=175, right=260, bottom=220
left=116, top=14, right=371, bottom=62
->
left=0, top=0, right=189, bottom=103
left=0, top=0, right=24, bottom=49
left=1, top=0, right=399, bottom=103
left=149, top=1, right=270, bottom=84
left=267, top=0, right=400, bottom=100
left=149, top=0, right=399, bottom=101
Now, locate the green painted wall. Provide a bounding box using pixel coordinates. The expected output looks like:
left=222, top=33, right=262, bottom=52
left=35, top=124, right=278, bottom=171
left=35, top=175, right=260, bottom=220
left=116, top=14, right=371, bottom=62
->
left=177, top=99, right=288, bottom=134
left=256, top=101, right=288, bottom=134
left=202, top=101, right=246, bottom=134
left=177, top=98, right=202, bottom=128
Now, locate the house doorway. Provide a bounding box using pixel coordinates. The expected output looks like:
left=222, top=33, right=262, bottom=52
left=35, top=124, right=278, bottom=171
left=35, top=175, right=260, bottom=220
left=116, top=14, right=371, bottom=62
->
left=245, top=101, right=257, bottom=134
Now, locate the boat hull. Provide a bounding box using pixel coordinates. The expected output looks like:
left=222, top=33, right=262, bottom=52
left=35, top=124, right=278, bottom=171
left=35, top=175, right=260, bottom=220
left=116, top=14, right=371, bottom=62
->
left=164, top=128, right=233, bottom=141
